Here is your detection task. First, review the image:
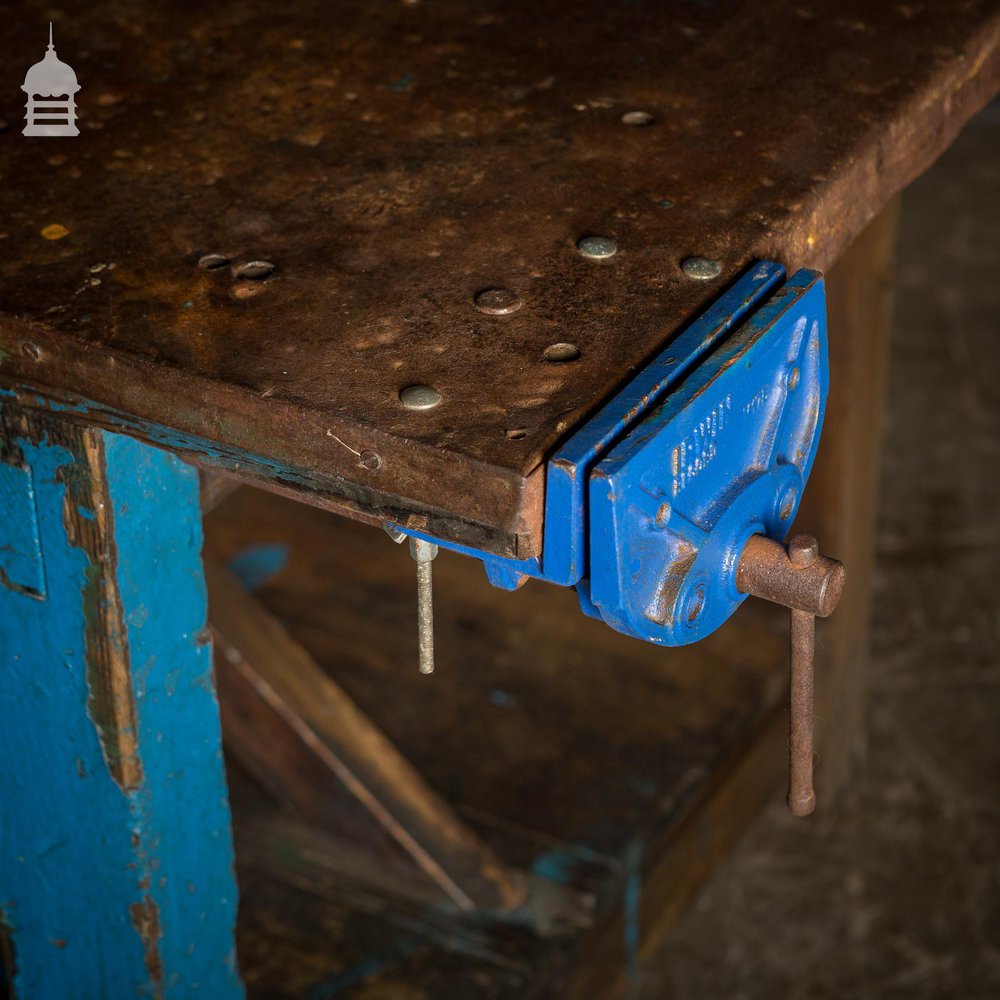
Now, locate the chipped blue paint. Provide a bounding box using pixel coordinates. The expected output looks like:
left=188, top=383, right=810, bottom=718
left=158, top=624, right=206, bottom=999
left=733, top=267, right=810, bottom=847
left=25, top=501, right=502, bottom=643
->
left=0, top=387, right=369, bottom=524
left=0, top=418, right=243, bottom=998
left=0, top=455, right=46, bottom=598
left=228, top=542, right=290, bottom=592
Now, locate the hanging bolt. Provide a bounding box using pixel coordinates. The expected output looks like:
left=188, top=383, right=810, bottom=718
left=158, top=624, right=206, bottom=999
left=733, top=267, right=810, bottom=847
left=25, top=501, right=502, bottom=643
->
left=409, top=538, right=438, bottom=674
left=736, top=532, right=845, bottom=818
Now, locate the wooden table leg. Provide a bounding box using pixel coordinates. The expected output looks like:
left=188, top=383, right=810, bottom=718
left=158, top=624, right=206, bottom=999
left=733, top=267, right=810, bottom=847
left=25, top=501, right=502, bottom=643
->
left=797, top=197, right=900, bottom=799
left=0, top=406, right=243, bottom=999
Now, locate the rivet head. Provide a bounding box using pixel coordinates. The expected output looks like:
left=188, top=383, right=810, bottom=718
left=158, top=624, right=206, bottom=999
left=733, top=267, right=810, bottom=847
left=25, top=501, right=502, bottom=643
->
left=399, top=384, right=442, bottom=410
left=474, top=287, right=522, bottom=315
left=232, top=260, right=276, bottom=280
left=681, top=257, right=722, bottom=280
left=198, top=253, right=231, bottom=271
left=621, top=110, right=655, bottom=127
left=789, top=534, right=819, bottom=569
left=542, top=342, right=581, bottom=363
left=577, top=235, right=617, bottom=260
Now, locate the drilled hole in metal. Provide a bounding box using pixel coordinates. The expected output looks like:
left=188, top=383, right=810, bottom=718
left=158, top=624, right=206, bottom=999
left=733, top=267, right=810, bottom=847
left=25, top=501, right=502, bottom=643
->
left=779, top=489, right=798, bottom=521
left=233, top=260, right=276, bottom=280
left=685, top=586, right=706, bottom=623
left=621, top=110, right=655, bottom=127
left=543, top=342, right=580, bottom=363
left=197, top=253, right=230, bottom=271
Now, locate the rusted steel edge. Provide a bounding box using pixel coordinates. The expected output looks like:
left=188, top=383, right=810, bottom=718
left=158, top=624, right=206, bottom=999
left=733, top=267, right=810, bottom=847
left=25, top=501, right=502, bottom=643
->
left=0, top=329, right=544, bottom=559
left=763, top=16, right=1000, bottom=273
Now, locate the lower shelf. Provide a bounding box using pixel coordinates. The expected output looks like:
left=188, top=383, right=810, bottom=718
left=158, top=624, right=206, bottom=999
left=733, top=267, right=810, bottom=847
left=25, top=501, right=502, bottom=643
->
left=205, top=486, right=791, bottom=999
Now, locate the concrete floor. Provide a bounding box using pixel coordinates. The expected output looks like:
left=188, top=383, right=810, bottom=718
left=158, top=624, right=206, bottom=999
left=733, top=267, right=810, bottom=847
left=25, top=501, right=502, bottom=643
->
left=643, top=110, right=1000, bottom=999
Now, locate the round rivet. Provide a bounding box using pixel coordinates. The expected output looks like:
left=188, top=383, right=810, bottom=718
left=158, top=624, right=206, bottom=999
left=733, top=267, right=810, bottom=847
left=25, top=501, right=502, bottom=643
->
left=359, top=449, right=382, bottom=471
left=681, top=257, right=722, bottom=280
left=506, top=428, right=527, bottom=440
left=474, top=287, right=522, bottom=315
left=621, top=110, right=655, bottom=127
left=542, top=342, right=581, bottom=363
left=577, top=235, right=617, bottom=260
left=233, top=260, right=276, bottom=280
left=400, top=384, right=442, bottom=410
left=22, top=342, right=41, bottom=361
left=658, top=198, right=675, bottom=209
left=198, top=253, right=230, bottom=271
left=788, top=367, right=800, bottom=391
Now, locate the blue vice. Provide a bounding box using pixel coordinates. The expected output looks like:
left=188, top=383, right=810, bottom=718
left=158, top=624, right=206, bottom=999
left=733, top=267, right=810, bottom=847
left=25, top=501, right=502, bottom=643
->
left=401, top=262, right=829, bottom=646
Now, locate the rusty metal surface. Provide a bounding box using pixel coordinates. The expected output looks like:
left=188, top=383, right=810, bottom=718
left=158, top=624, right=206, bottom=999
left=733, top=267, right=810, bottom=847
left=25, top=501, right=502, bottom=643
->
left=737, top=533, right=846, bottom=618
left=788, top=607, right=817, bottom=818
left=0, top=1, right=997, bottom=553
left=738, top=532, right=846, bottom=816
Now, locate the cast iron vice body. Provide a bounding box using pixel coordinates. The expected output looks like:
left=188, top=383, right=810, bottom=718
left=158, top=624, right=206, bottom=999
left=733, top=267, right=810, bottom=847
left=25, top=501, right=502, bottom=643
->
left=402, top=264, right=830, bottom=638
left=394, top=262, right=846, bottom=814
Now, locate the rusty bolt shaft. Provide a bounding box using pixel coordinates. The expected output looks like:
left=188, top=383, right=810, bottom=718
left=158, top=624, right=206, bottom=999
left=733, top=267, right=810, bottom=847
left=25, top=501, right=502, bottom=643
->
left=409, top=538, right=438, bottom=675
left=788, top=607, right=817, bottom=816
left=738, top=533, right=844, bottom=819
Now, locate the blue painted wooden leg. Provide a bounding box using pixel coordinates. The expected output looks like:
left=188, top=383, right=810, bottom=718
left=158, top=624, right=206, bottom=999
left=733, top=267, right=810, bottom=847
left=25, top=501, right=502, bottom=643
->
left=0, top=407, right=243, bottom=999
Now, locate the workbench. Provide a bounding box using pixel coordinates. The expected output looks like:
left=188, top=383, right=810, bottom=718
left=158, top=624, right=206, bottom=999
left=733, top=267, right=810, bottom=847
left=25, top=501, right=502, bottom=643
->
left=1, top=2, right=998, bottom=997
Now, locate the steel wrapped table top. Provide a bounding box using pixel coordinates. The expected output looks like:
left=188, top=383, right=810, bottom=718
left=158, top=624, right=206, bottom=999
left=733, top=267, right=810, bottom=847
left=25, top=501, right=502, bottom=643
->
left=0, top=0, right=997, bottom=555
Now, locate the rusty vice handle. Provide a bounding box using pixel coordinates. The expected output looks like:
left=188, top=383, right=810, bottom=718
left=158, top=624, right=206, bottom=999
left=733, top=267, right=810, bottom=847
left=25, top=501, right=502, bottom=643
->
left=737, top=534, right=846, bottom=817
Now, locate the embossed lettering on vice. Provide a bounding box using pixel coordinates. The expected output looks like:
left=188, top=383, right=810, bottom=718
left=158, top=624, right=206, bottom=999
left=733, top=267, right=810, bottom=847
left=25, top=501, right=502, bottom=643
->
left=670, top=395, right=732, bottom=498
